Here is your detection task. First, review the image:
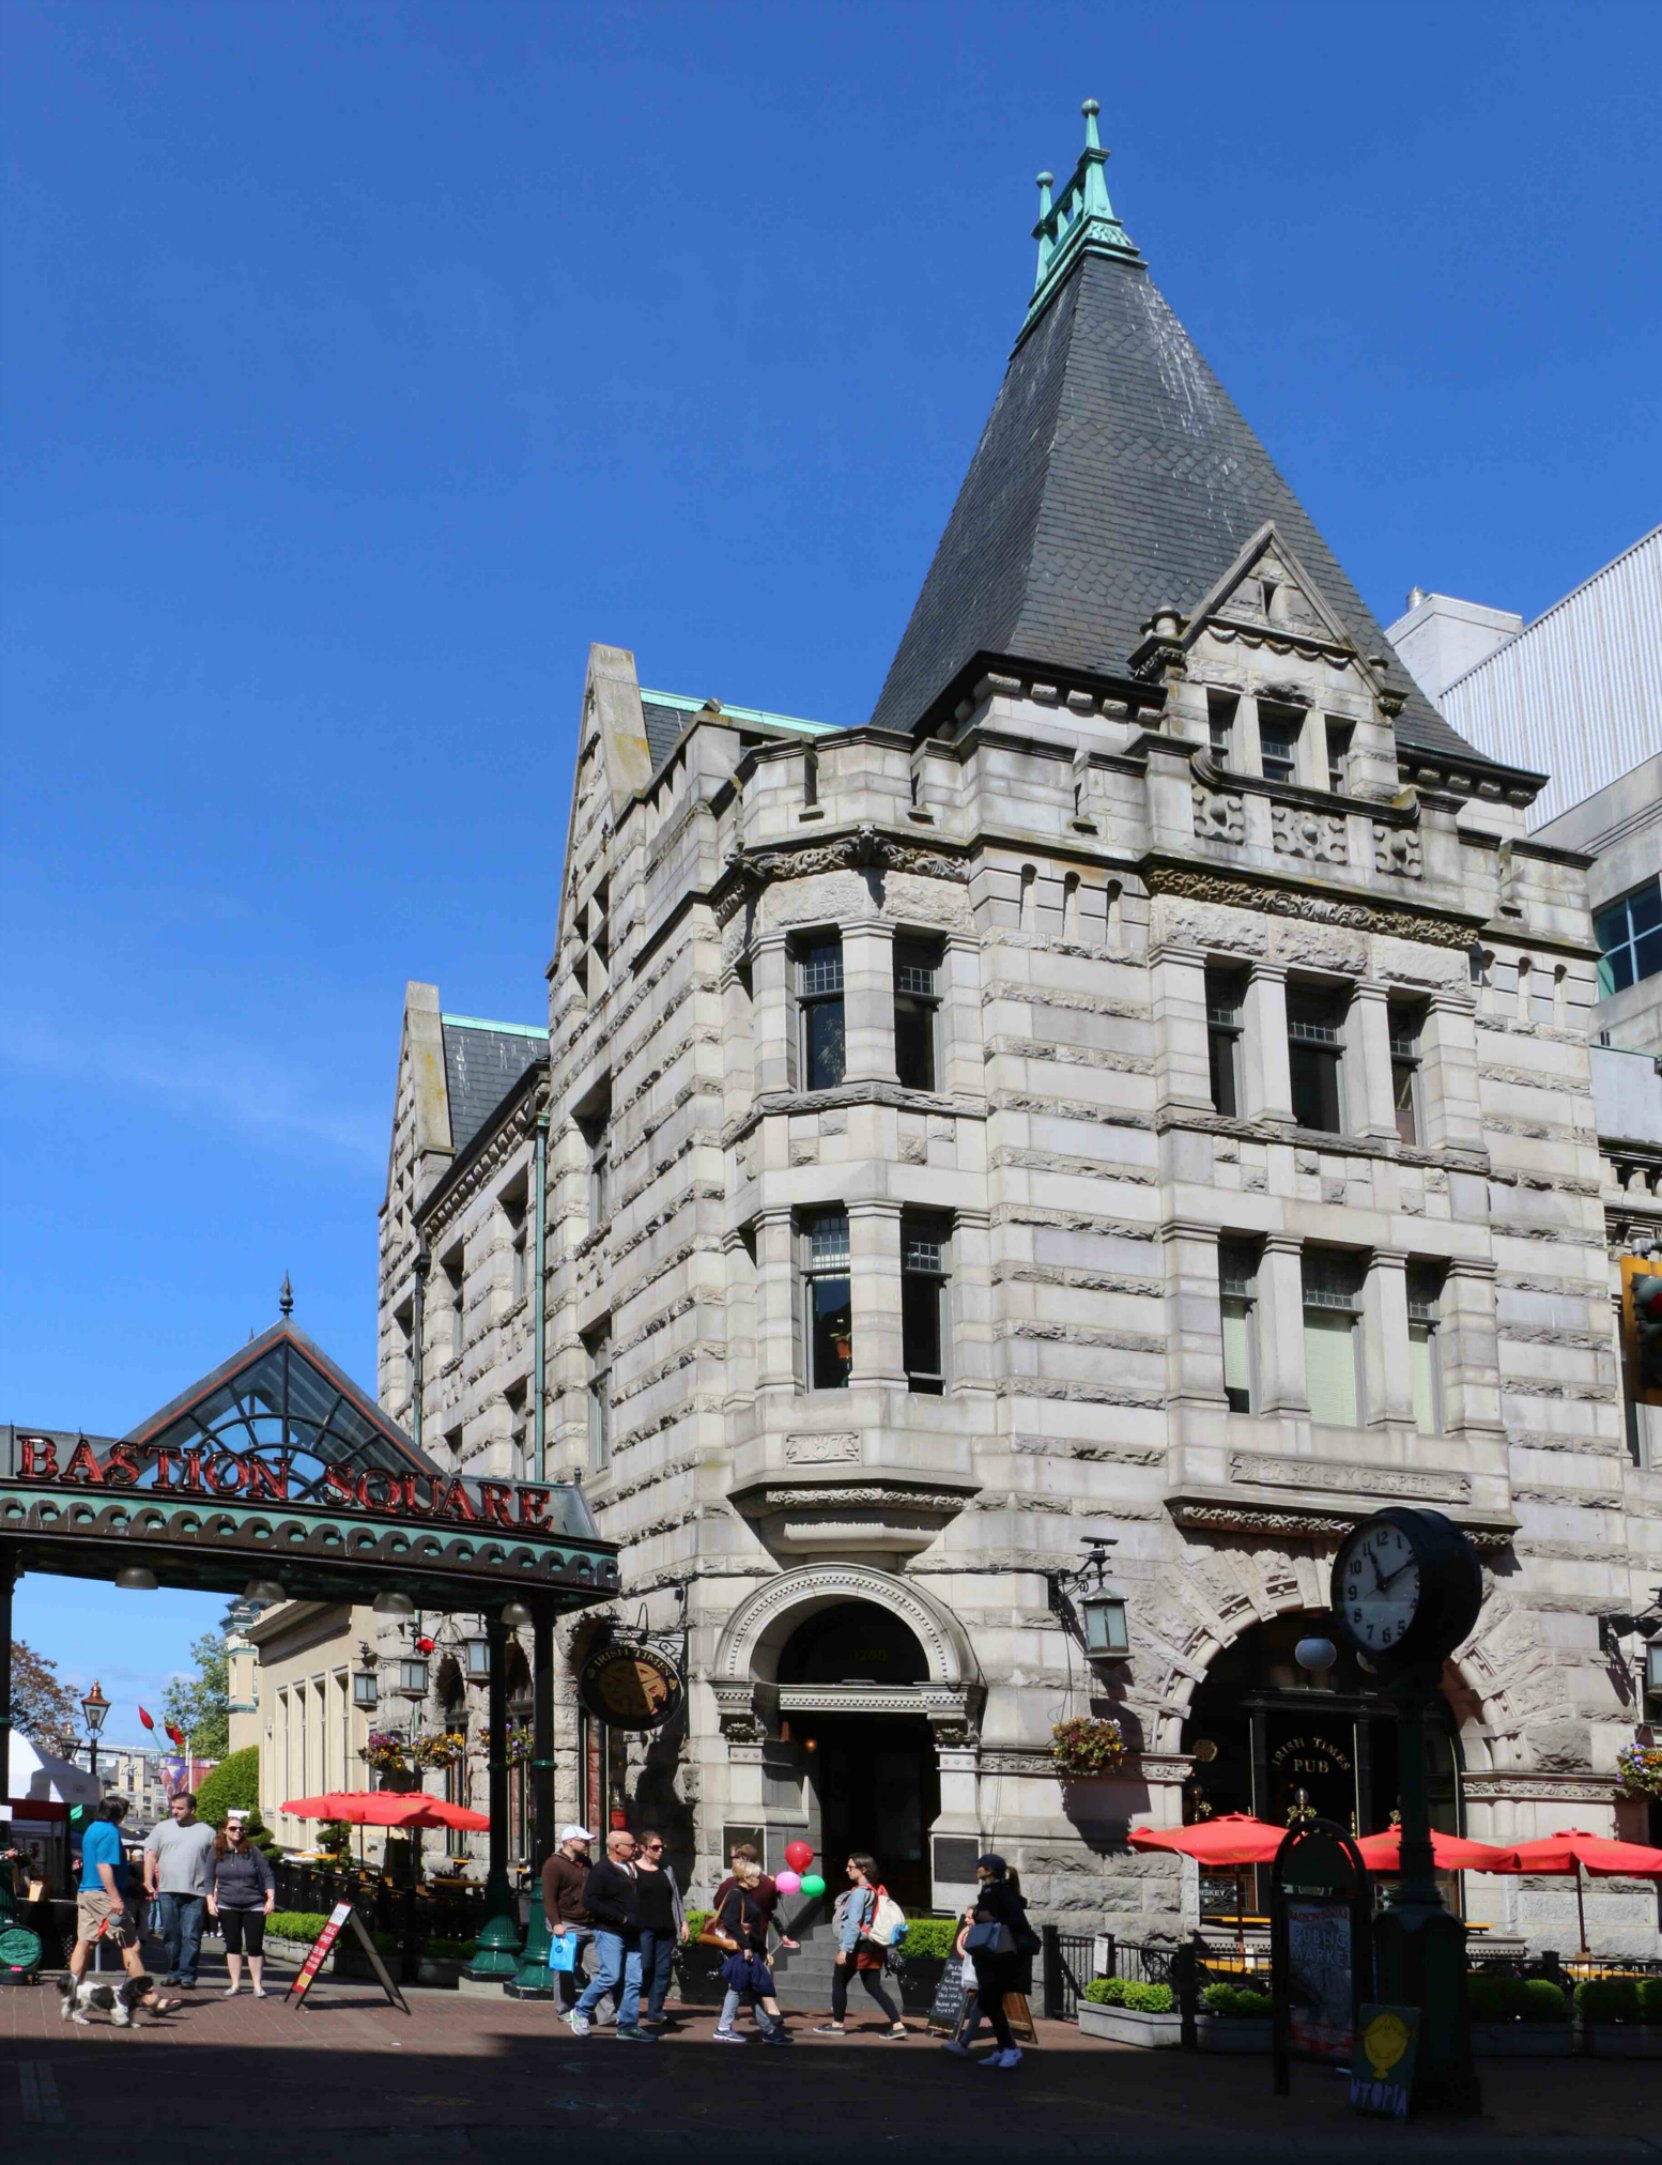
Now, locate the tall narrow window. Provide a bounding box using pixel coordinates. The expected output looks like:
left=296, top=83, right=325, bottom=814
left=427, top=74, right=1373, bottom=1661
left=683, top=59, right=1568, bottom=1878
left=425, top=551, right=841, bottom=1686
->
left=1205, top=963, right=1247, bottom=1117
left=1287, top=983, right=1348, bottom=1132
left=1324, top=719, right=1354, bottom=795
left=503, top=1187, right=528, bottom=1302
left=1407, top=1264, right=1445, bottom=1436
left=1595, top=879, right=1662, bottom=994
left=802, top=1210, right=852, bottom=1389
left=442, top=1250, right=465, bottom=1361
left=1302, top=1250, right=1365, bottom=1426
left=1258, top=703, right=1302, bottom=786
left=901, top=1213, right=951, bottom=1395
left=589, top=1125, right=611, bottom=1227
left=1389, top=998, right=1426, bottom=1146
left=1207, top=689, right=1238, bottom=767
left=894, top=937, right=943, bottom=1091
left=585, top=1322, right=612, bottom=1472
left=795, top=934, right=846, bottom=1090
left=1219, top=1239, right=1259, bottom=1414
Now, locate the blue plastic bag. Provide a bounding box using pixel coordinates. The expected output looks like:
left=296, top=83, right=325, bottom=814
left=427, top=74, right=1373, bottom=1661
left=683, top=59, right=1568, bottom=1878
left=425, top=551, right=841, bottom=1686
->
left=547, top=1933, right=578, bottom=1973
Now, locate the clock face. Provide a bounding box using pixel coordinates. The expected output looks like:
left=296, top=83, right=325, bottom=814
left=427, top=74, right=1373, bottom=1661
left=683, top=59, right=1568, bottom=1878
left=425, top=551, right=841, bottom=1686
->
left=1338, top=1520, right=1423, bottom=1652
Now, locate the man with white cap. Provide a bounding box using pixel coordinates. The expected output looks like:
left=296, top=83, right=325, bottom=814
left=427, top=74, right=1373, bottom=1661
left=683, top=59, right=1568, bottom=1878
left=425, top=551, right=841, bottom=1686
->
left=542, top=1824, right=596, bottom=2013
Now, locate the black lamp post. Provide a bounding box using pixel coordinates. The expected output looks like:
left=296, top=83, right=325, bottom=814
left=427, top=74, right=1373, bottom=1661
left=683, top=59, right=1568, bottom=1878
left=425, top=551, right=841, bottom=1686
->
left=80, top=1681, right=111, bottom=1784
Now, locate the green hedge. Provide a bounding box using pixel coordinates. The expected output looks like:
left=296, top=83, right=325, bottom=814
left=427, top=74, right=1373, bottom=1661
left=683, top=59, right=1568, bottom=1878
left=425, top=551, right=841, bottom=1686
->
left=1576, top=1977, right=1662, bottom=2025
left=420, top=1938, right=479, bottom=1963
left=1084, top=1976, right=1174, bottom=2013
left=1468, top=1976, right=1569, bottom=2024
left=196, top=1748, right=259, bottom=1827
left=684, top=1909, right=712, bottom=1939
left=1201, top=1983, right=1273, bottom=2020
left=267, top=1911, right=332, bottom=1943
left=898, top=1918, right=957, bottom=1961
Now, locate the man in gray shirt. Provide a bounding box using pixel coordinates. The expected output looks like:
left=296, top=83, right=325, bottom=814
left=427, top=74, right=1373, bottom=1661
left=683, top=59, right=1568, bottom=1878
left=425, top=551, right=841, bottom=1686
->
left=144, top=1791, right=219, bottom=1989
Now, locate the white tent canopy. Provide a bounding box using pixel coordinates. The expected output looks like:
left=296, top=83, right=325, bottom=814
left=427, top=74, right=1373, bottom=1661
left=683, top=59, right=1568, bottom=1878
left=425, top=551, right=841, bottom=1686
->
left=3, top=1730, right=102, bottom=1823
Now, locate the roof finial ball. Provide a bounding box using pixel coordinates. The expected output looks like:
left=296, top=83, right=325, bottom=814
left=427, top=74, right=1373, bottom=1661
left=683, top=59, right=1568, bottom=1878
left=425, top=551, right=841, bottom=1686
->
left=1081, top=96, right=1103, bottom=152
left=279, top=1272, right=294, bottom=1320
left=1036, top=169, right=1055, bottom=215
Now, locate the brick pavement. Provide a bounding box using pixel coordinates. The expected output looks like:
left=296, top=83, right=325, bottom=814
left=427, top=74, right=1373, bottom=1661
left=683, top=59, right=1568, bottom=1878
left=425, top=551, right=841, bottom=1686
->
left=4, top=1944, right=1660, bottom=2164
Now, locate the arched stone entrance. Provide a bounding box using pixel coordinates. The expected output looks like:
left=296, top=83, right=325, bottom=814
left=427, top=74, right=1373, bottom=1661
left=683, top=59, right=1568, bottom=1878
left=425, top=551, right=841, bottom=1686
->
left=711, top=1565, right=982, bottom=1909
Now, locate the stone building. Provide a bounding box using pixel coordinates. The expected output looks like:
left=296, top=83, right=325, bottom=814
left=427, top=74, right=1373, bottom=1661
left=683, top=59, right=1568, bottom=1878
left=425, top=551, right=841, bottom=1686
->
left=372, top=108, right=1662, bottom=1948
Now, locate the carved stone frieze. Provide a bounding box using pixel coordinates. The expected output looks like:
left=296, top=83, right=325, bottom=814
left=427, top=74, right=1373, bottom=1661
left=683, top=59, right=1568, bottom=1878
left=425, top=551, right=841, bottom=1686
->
left=1228, top=1453, right=1471, bottom=1505
left=1460, top=1773, right=1614, bottom=1804
left=782, top=1433, right=861, bottom=1464
left=1374, top=823, right=1423, bottom=879
left=1191, top=783, right=1244, bottom=844
left=1143, top=865, right=1475, bottom=949
left=1168, top=1498, right=1513, bottom=1551
left=714, top=828, right=972, bottom=925
left=1271, top=802, right=1349, bottom=865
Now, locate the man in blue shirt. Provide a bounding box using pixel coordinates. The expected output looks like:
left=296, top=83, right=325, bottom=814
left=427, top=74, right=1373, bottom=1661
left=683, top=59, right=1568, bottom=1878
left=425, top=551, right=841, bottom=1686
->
left=68, top=1799, right=178, bottom=2012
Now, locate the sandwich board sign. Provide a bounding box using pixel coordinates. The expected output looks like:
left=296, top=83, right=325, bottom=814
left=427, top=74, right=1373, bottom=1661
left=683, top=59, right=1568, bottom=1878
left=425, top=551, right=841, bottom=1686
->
left=284, top=1900, right=409, bottom=2016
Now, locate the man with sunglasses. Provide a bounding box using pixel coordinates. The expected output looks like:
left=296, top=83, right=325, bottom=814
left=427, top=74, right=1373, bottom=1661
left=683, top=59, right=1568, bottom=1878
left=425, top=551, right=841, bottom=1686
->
left=632, top=1830, right=687, bottom=2030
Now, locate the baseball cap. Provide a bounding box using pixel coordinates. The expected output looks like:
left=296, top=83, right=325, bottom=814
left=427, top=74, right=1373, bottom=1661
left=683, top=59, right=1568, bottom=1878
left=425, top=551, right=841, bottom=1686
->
left=560, top=1823, right=596, bottom=1844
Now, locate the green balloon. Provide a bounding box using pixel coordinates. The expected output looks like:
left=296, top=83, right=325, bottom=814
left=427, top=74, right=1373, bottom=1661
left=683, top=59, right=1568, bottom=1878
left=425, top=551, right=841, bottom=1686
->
left=799, top=1873, right=826, bottom=1897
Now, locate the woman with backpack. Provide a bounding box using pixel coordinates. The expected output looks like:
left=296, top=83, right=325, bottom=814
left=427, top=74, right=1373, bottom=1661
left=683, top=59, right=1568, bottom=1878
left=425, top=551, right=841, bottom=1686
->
left=812, top=1853, right=906, bottom=2039
left=959, top=1854, right=1036, bottom=2070
left=711, top=1859, right=791, bottom=2045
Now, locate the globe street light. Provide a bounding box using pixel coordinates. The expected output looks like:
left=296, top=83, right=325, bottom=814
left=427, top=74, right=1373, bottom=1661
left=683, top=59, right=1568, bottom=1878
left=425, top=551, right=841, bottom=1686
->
left=80, top=1680, right=112, bottom=1783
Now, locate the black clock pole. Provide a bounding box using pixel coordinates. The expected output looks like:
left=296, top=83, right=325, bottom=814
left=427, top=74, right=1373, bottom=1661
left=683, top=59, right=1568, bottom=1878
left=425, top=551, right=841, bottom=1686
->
left=1376, top=1661, right=1480, bottom=2115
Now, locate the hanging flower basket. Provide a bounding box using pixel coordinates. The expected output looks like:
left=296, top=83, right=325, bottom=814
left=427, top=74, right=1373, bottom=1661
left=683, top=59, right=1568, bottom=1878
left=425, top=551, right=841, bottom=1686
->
left=1617, top=1742, right=1662, bottom=1800
left=475, top=1724, right=533, bottom=1768
left=1051, top=1716, right=1131, bottom=1777
left=363, top=1730, right=410, bottom=1774
left=412, top=1729, right=468, bottom=1772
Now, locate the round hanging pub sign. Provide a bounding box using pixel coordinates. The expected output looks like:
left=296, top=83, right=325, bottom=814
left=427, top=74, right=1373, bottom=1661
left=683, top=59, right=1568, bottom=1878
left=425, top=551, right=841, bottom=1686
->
left=578, top=1641, right=684, bottom=1731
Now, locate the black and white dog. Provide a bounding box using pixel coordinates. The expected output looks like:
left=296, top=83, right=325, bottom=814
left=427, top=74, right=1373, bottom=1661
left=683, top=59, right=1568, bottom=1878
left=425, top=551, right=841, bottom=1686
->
left=59, top=1971, right=155, bottom=2026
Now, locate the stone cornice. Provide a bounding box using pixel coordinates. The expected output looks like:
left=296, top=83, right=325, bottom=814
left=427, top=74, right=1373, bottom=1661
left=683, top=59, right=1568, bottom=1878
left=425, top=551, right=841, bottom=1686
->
left=1460, top=1771, right=1616, bottom=1804
left=1167, top=1487, right=1516, bottom=1551
left=721, top=1079, right=988, bottom=1149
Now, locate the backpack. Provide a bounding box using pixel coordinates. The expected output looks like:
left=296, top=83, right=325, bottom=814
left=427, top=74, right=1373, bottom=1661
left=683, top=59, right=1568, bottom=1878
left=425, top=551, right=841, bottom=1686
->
left=866, top=1888, right=908, bottom=1947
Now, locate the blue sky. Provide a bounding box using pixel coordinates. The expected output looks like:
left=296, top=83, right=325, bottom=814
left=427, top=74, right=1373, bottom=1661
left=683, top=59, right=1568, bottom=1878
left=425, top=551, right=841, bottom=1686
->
left=5, top=0, right=1659, bottom=1745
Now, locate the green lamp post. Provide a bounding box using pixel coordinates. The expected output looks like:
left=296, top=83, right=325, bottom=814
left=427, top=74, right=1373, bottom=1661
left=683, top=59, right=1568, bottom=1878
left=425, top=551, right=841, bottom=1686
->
left=463, top=1613, right=523, bottom=1987
left=508, top=1607, right=557, bottom=1998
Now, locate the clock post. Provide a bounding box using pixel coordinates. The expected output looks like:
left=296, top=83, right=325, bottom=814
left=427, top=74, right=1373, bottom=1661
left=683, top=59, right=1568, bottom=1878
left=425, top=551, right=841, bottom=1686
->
left=1330, top=1507, right=1484, bottom=2116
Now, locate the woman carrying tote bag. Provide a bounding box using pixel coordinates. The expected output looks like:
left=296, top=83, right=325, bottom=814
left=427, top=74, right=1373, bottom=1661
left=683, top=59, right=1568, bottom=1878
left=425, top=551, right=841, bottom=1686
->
left=959, top=1854, right=1037, bottom=2070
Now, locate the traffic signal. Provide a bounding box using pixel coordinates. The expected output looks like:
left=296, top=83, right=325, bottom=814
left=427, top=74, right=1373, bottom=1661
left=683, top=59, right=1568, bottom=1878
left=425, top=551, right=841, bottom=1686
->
left=1623, top=1258, right=1662, bottom=1408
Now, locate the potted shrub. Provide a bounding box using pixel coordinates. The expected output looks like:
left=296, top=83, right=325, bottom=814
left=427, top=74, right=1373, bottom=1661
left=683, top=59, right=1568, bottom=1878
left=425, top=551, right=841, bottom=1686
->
left=416, top=1936, right=478, bottom=1989
left=1078, top=1975, right=1181, bottom=2048
left=1466, top=1975, right=1572, bottom=2056
left=672, top=1910, right=729, bottom=2005
left=1196, top=1980, right=1274, bottom=2054
left=1576, top=1976, right=1662, bottom=2057
left=891, top=1917, right=954, bottom=2013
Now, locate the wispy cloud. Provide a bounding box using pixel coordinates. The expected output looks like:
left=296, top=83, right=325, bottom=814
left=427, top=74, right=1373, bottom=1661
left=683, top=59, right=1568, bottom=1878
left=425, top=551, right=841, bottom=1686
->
left=3, top=1017, right=383, bottom=1164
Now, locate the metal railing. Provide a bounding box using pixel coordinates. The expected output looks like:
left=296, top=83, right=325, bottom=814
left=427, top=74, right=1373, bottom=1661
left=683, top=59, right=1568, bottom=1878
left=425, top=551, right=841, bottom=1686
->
left=273, top=1861, right=493, bottom=1962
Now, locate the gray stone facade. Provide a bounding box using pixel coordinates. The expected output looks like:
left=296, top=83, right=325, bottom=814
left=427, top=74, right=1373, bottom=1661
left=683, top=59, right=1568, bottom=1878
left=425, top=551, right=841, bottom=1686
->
left=371, top=138, right=1662, bottom=1951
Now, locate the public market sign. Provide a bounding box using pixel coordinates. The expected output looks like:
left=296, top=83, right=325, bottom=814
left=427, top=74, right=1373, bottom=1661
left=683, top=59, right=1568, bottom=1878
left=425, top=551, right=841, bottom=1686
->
left=11, top=1432, right=566, bottom=1530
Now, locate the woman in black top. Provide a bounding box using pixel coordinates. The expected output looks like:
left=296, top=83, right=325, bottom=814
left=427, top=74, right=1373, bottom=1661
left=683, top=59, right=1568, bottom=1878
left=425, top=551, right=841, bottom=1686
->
left=207, top=1819, right=276, bottom=1997
left=633, top=1830, right=687, bottom=2028
left=963, top=1853, right=1034, bottom=2069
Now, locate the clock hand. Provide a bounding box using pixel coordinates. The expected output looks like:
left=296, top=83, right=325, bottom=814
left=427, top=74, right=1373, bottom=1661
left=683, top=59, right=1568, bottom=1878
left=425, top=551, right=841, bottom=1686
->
left=1379, top=1558, right=1419, bottom=1591
left=1370, top=1551, right=1386, bottom=1593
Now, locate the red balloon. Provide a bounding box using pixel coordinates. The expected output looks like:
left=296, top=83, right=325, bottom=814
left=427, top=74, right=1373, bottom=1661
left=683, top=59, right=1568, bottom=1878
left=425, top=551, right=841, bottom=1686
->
left=784, top=1840, right=815, bottom=1873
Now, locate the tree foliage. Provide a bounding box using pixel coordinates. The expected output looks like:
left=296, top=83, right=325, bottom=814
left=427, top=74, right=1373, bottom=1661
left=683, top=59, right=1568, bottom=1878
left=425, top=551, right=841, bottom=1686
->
left=195, top=1746, right=259, bottom=1826
left=11, top=1641, right=81, bottom=1756
left=161, top=1631, right=230, bottom=1761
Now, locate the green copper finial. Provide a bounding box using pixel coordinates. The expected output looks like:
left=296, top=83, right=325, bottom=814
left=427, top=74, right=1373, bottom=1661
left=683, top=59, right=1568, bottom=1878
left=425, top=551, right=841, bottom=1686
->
left=1022, top=96, right=1141, bottom=339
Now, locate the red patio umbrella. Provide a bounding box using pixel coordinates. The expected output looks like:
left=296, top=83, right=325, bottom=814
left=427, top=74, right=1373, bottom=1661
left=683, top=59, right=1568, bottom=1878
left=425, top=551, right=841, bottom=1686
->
left=282, top=1791, right=490, bottom=1832
left=1354, top=1827, right=1511, bottom=1874
left=1127, top=1814, right=1287, bottom=1956
left=1486, top=1829, right=1662, bottom=1953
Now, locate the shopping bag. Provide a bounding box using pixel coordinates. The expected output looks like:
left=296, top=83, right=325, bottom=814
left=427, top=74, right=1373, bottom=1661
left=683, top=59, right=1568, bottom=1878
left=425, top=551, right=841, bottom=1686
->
left=547, top=1933, right=578, bottom=1972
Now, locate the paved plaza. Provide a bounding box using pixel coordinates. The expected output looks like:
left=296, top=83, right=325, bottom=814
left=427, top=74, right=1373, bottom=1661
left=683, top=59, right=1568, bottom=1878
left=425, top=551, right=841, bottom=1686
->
left=3, top=1939, right=1659, bottom=2164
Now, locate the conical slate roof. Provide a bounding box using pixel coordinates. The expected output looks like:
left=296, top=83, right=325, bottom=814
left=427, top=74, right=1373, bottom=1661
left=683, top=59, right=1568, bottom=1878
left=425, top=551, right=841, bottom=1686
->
left=871, top=163, right=1483, bottom=766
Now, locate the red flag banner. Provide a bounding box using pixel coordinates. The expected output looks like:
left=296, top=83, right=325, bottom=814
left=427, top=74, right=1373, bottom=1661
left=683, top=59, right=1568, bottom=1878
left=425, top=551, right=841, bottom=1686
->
left=165, top=1722, right=185, bottom=1750
left=137, top=1706, right=155, bottom=1732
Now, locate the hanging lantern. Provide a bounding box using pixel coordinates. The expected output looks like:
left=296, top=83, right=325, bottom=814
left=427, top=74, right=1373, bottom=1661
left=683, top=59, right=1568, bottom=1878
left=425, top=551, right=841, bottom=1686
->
left=81, top=1682, right=112, bottom=1737
left=395, top=1655, right=430, bottom=1699
left=462, top=1632, right=491, bottom=1684
left=353, top=1657, right=380, bottom=1711
left=1080, top=1592, right=1130, bottom=1660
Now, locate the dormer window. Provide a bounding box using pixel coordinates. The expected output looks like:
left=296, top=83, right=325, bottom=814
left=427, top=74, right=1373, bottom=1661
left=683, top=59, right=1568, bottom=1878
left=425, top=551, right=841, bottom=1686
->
left=1207, top=690, right=1238, bottom=767
left=1258, top=704, right=1302, bottom=787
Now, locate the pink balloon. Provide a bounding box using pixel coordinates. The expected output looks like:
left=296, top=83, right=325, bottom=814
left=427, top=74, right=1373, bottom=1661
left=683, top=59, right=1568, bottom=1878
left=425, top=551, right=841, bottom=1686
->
left=774, top=1869, right=802, bottom=1895
left=784, top=1840, right=815, bottom=1873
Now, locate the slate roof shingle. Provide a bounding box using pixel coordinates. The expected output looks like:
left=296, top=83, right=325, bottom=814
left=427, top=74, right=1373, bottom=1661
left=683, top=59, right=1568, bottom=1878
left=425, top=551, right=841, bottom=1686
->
left=440, top=1019, right=546, bottom=1156
left=871, top=250, right=1492, bottom=768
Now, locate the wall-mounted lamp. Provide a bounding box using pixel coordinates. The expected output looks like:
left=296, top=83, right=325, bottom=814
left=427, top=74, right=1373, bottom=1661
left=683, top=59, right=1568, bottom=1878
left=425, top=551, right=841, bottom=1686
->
left=395, top=1655, right=430, bottom=1699
left=1081, top=1592, right=1130, bottom=1659
left=462, top=1632, right=492, bottom=1685
left=1056, top=1535, right=1130, bottom=1665
left=352, top=1650, right=380, bottom=1711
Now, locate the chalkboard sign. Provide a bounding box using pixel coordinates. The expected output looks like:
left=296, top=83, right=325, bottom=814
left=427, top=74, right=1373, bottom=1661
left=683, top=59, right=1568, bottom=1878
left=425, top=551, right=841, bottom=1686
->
left=926, top=1953, right=968, bottom=2036
left=284, top=1900, right=410, bottom=2016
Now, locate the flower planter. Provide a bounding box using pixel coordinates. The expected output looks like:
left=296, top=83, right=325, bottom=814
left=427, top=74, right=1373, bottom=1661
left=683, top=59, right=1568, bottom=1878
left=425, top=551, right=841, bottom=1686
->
left=1471, top=2022, right=1573, bottom=2057
left=1196, top=2016, right=1271, bottom=2055
left=1583, top=2024, right=1662, bottom=2058
left=672, top=1945, right=730, bottom=2007
left=1078, top=2000, right=1182, bottom=2048
left=415, top=1958, right=464, bottom=1990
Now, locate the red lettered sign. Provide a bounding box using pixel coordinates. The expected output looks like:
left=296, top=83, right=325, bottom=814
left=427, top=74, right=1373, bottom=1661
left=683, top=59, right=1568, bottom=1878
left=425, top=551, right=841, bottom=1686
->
left=285, top=1901, right=352, bottom=2005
